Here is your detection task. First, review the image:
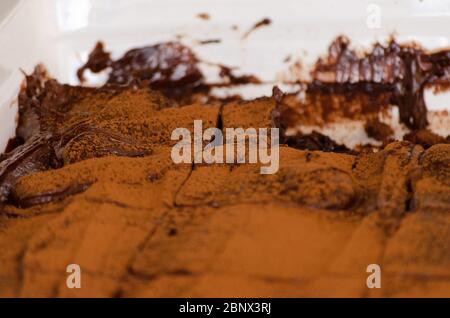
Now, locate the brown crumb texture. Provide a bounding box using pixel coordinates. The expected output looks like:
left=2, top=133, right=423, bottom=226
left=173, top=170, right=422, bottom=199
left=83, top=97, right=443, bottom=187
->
left=221, top=97, right=277, bottom=129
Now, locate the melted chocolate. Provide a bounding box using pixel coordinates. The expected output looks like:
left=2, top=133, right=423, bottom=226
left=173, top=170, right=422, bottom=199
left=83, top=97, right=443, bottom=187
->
left=271, top=86, right=301, bottom=140
left=303, top=80, right=393, bottom=122
left=77, top=41, right=205, bottom=100
left=364, top=118, right=394, bottom=142
left=310, top=36, right=450, bottom=130
left=0, top=134, right=59, bottom=202
left=218, top=65, right=261, bottom=85
left=0, top=66, right=152, bottom=204
left=243, top=18, right=272, bottom=39
left=284, top=131, right=352, bottom=154
left=4, top=137, right=25, bottom=153
left=77, top=41, right=265, bottom=103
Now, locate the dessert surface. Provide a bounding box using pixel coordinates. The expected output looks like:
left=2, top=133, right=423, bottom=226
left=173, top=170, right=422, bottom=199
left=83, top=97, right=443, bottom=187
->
left=0, top=37, right=449, bottom=297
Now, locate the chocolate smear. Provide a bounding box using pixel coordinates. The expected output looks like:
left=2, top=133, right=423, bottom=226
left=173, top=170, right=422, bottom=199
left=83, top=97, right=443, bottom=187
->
left=197, top=13, right=210, bottom=20
left=198, top=39, right=222, bottom=45
left=365, top=118, right=394, bottom=142
left=218, top=65, right=261, bottom=85
left=77, top=42, right=111, bottom=83
left=243, top=18, right=272, bottom=39
left=4, top=137, right=25, bottom=153
left=0, top=134, right=59, bottom=203
left=310, top=36, right=450, bottom=130
left=77, top=41, right=205, bottom=100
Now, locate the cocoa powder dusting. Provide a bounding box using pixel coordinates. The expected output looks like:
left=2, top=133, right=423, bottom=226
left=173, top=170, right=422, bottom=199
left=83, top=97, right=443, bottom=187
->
left=403, top=129, right=449, bottom=149
left=0, top=37, right=449, bottom=297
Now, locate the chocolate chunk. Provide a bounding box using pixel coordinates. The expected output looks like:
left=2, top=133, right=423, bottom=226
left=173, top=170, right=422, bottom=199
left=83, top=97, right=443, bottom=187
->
left=404, top=129, right=448, bottom=149
left=77, top=42, right=111, bottom=83
left=77, top=42, right=205, bottom=100
left=284, top=131, right=352, bottom=153
left=364, top=118, right=394, bottom=141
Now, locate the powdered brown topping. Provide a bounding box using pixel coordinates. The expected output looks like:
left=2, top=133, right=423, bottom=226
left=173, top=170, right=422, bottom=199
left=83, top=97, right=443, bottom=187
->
left=0, top=37, right=449, bottom=297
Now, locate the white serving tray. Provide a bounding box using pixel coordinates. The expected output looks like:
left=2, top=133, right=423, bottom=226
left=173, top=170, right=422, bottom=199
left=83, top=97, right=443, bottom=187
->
left=1, top=0, right=449, bottom=151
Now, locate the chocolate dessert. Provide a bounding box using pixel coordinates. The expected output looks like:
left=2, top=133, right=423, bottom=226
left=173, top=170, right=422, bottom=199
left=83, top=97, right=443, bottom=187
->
left=282, top=36, right=450, bottom=130
left=0, top=37, right=449, bottom=297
